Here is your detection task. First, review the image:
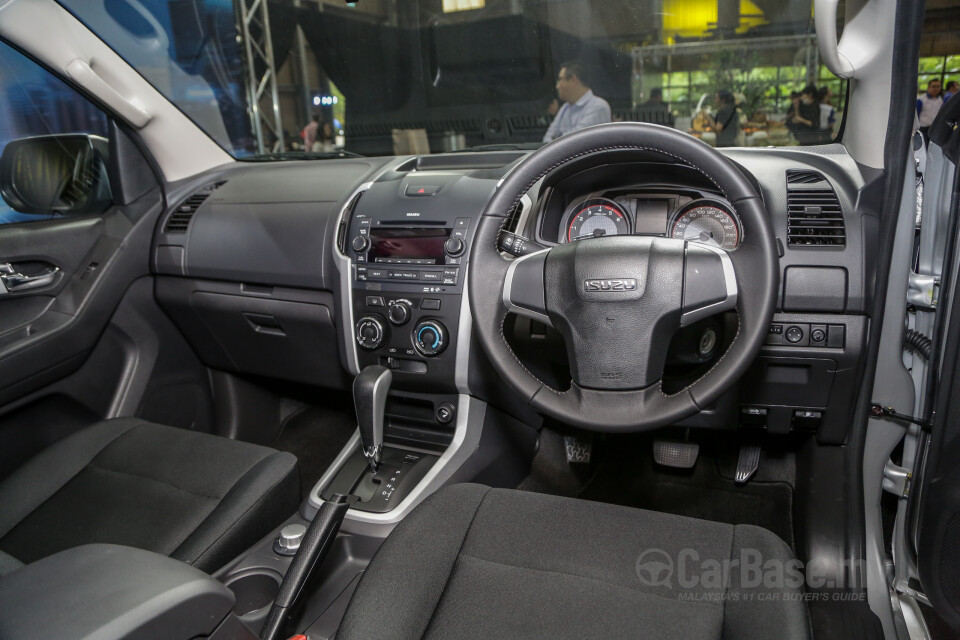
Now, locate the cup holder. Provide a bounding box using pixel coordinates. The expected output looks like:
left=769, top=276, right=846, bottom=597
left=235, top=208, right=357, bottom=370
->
left=224, top=570, right=282, bottom=616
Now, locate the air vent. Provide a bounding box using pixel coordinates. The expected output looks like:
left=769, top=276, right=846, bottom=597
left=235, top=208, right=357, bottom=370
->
left=163, top=181, right=225, bottom=233
left=786, top=170, right=824, bottom=185
left=786, top=170, right=845, bottom=246
left=504, top=199, right=524, bottom=233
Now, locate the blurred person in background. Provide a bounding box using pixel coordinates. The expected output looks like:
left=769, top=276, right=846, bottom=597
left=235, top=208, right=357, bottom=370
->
left=543, top=60, right=611, bottom=142
left=943, top=80, right=958, bottom=102
left=917, top=79, right=943, bottom=140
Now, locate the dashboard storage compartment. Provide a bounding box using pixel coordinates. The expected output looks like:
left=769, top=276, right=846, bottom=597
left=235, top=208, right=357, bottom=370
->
left=156, top=277, right=347, bottom=388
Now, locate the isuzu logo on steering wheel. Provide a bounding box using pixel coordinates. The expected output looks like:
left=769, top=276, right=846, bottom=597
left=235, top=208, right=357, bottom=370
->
left=584, top=278, right=637, bottom=292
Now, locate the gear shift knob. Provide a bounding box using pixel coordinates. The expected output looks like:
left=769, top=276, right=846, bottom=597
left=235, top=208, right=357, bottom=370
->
left=353, top=365, right=392, bottom=472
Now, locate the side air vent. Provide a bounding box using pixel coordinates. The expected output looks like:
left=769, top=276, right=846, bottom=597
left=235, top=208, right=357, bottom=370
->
left=504, top=199, right=524, bottom=233
left=163, top=181, right=225, bottom=233
left=786, top=170, right=845, bottom=246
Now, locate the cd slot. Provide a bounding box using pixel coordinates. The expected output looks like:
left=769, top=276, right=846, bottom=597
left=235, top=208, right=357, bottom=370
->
left=378, top=220, right=448, bottom=225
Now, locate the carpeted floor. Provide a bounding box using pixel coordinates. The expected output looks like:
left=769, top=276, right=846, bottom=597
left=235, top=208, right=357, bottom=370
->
left=272, top=404, right=357, bottom=500
left=520, top=429, right=797, bottom=548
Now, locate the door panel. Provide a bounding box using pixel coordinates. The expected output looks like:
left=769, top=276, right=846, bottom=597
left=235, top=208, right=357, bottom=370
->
left=0, top=203, right=158, bottom=408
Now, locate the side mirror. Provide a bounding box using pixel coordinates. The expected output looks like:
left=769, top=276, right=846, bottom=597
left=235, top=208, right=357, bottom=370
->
left=0, top=134, right=112, bottom=217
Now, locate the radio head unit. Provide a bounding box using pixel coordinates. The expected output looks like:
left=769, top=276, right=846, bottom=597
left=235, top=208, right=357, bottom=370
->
left=368, top=228, right=451, bottom=265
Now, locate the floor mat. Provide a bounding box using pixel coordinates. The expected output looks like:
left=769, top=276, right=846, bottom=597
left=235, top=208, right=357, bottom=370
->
left=521, top=430, right=796, bottom=548
left=272, top=405, right=357, bottom=500
left=579, top=460, right=795, bottom=547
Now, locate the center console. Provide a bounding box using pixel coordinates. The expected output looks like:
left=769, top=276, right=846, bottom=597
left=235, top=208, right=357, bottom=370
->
left=308, top=160, right=538, bottom=534
left=345, top=177, right=480, bottom=392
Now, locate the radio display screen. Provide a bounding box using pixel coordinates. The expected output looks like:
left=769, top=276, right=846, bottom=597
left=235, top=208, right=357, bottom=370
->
left=369, top=228, right=450, bottom=264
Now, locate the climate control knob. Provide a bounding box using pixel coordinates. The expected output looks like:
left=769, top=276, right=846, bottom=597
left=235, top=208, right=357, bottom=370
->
left=387, top=301, right=412, bottom=326
left=356, top=316, right=386, bottom=350
left=413, top=320, right=448, bottom=357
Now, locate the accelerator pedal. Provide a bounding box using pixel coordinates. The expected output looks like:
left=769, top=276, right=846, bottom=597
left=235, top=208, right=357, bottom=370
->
left=652, top=440, right=699, bottom=469
left=735, top=444, right=762, bottom=484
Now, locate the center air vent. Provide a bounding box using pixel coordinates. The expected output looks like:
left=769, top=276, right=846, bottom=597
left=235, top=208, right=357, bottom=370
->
left=163, top=181, right=225, bottom=233
left=785, top=170, right=845, bottom=246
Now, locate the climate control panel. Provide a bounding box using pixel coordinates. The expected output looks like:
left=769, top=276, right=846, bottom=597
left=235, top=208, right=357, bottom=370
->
left=413, top=320, right=448, bottom=356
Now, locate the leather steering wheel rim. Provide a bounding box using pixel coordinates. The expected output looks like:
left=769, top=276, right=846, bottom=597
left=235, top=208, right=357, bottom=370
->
left=467, top=123, right=779, bottom=432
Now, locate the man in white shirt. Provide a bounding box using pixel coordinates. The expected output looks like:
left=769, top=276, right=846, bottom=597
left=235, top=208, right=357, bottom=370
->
left=543, top=61, right=611, bottom=142
left=917, top=79, right=943, bottom=140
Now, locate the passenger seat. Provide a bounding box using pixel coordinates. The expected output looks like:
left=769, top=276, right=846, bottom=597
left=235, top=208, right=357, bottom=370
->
left=0, top=418, right=298, bottom=575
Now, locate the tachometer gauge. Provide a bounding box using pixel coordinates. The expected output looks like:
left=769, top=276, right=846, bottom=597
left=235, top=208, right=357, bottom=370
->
left=670, top=201, right=740, bottom=250
left=566, top=198, right=630, bottom=242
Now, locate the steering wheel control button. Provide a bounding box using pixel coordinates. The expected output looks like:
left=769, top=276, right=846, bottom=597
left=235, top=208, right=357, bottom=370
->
left=413, top=320, right=448, bottom=356
left=352, top=235, right=370, bottom=253
left=444, top=237, right=465, bottom=257
left=436, top=402, right=456, bottom=424
left=388, top=301, right=412, bottom=326
left=274, top=523, right=307, bottom=556
left=356, top=316, right=386, bottom=350
left=785, top=325, right=804, bottom=343
left=681, top=244, right=737, bottom=326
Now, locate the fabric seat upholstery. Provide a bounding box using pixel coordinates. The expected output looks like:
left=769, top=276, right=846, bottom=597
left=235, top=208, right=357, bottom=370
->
left=0, top=418, right=298, bottom=574
left=338, top=484, right=811, bottom=640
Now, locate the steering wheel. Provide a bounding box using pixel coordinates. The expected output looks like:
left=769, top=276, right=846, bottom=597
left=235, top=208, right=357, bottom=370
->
left=468, top=123, right=778, bottom=431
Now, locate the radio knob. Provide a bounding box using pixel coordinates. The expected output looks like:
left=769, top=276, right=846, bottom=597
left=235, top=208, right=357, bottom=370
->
left=444, top=236, right=465, bottom=257
left=388, top=301, right=411, bottom=326
left=352, top=235, right=370, bottom=253
left=356, top=316, right=386, bottom=350
left=413, top=320, right=448, bottom=357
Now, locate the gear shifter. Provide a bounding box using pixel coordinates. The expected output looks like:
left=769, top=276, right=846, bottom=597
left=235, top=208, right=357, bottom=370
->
left=354, top=365, right=392, bottom=473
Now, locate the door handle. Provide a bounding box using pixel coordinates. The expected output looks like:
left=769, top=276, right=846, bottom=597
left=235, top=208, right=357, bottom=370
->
left=0, top=263, right=61, bottom=294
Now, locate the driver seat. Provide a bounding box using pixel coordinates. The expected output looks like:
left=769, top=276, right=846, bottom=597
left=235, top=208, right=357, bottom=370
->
left=337, top=484, right=810, bottom=640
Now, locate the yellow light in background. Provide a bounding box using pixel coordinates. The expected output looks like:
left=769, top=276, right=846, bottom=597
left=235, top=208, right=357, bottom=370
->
left=443, top=0, right=485, bottom=12
left=661, top=0, right=767, bottom=42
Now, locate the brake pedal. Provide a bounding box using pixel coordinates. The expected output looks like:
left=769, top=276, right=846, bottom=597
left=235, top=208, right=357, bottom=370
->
left=564, top=435, right=592, bottom=464
left=735, top=444, right=762, bottom=484
left=653, top=440, right=699, bottom=469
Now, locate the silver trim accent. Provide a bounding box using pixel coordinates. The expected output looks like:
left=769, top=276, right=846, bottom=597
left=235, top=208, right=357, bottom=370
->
left=307, top=395, right=487, bottom=533
left=502, top=248, right=553, bottom=327
left=514, top=193, right=533, bottom=233
left=455, top=260, right=474, bottom=395
left=333, top=161, right=408, bottom=376
left=680, top=244, right=739, bottom=326
left=357, top=366, right=391, bottom=471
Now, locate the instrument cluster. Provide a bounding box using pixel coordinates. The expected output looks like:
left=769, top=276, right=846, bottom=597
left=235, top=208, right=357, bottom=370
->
left=559, top=192, right=741, bottom=251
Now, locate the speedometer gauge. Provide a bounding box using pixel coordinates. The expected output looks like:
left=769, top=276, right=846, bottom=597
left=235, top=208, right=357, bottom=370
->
left=567, top=198, right=630, bottom=242
left=670, top=201, right=740, bottom=250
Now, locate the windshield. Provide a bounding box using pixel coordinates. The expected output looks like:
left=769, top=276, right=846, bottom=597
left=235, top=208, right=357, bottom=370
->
left=58, top=0, right=847, bottom=158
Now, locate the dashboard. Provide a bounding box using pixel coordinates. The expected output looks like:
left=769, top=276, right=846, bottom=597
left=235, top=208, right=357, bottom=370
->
left=150, top=147, right=874, bottom=445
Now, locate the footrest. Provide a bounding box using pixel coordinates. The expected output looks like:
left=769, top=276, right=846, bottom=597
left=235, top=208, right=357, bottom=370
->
left=653, top=440, right=699, bottom=469
left=735, top=444, right=762, bottom=484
